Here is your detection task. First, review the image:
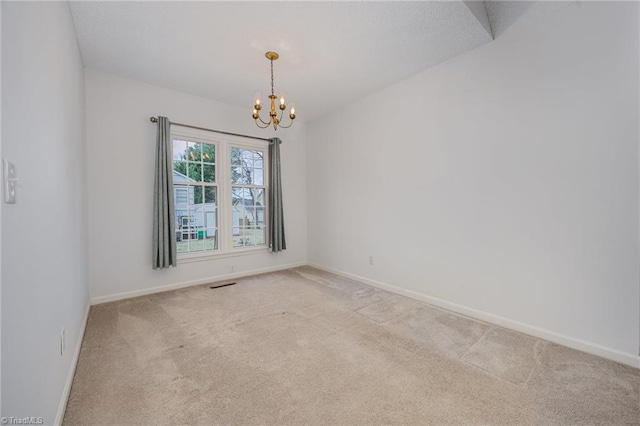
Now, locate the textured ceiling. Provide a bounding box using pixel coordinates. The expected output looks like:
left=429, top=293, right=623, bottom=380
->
left=485, top=1, right=571, bottom=37
left=70, top=1, right=496, bottom=121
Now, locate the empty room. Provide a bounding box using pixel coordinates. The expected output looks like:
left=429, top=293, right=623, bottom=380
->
left=1, top=0, right=639, bottom=424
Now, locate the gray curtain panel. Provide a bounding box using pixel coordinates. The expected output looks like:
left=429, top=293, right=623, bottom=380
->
left=152, top=116, right=177, bottom=268
left=268, top=137, right=286, bottom=252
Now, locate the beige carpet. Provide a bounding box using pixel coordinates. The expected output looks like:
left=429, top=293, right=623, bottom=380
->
left=64, top=266, right=640, bottom=425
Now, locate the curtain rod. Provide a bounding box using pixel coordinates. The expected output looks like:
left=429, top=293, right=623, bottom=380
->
left=149, top=117, right=272, bottom=142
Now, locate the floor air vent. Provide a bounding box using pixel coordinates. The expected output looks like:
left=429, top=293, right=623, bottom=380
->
left=208, top=282, right=237, bottom=289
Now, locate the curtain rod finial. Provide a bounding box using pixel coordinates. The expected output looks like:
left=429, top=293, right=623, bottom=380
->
left=150, top=116, right=158, bottom=123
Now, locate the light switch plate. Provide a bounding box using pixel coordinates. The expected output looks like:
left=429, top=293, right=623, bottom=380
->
left=3, top=159, right=16, bottom=204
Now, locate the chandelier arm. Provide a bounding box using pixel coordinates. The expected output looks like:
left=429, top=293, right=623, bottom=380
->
left=277, top=119, right=294, bottom=129
left=256, top=113, right=271, bottom=126
left=254, top=119, right=271, bottom=129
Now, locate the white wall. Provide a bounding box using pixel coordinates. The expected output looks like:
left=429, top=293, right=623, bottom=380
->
left=307, top=2, right=640, bottom=365
left=85, top=70, right=307, bottom=301
left=1, top=2, right=89, bottom=423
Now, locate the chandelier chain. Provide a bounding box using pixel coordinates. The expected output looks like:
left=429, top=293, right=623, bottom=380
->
left=270, top=58, right=275, bottom=97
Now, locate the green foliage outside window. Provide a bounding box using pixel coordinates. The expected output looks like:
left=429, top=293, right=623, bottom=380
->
left=174, top=142, right=215, bottom=202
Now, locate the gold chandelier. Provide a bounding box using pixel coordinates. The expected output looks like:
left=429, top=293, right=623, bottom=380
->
left=252, top=51, right=296, bottom=130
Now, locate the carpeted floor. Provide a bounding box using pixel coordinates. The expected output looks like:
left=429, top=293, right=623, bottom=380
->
left=64, top=266, right=640, bottom=425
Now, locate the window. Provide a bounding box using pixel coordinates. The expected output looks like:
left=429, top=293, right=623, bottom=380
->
left=171, top=127, right=268, bottom=257
left=231, top=148, right=266, bottom=248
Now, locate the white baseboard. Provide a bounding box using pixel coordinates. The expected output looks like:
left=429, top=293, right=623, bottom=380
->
left=308, top=262, right=640, bottom=369
left=91, top=262, right=307, bottom=305
left=54, top=300, right=91, bottom=426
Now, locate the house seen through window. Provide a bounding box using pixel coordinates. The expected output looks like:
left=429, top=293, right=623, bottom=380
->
left=172, top=130, right=267, bottom=256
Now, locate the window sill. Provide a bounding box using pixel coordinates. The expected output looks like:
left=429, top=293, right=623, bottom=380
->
left=177, top=246, right=270, bottom=264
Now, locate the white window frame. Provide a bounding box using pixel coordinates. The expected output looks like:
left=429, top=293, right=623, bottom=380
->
left=171, top=125, right=269, bottom=262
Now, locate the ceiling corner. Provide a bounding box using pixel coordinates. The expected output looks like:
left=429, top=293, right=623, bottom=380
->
left=463, top=1, right=494, bottom=40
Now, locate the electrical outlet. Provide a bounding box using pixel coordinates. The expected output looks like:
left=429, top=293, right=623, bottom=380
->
left=60, top=328, right=66, bottom=356
left=369, top=256, right=374, bottom=265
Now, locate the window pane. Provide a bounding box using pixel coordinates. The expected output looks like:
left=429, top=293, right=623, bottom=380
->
left=255, top=228, right=266, bottom=245
left=254, top=151, right=264, bottom=164
left=244, top=229, right=256, bottom=246
left=191, top=185, right=203, bottom=205
left=173, top=161, right=187, bottom=177
left=254, top=168, right=264, bottom=185
left=239, top=188, right=249, bottom=202
left=231, top=148, right=265, bottom=185
left=205, top=229, right=218, bottom=250
left=179, top=214, right=194, bottom=230
left=178, top=214, right=196, bottom=248
left=231, top=147, right=242, bottom=166
left=202, top=144, right=215, bottom=164
left=174, top=184, right=188, bottom=205
left=192, top=207, right=205, bottom=230
left=256, top=208, right=265, bottom=228
left=188, top=163, right=203, bottom=182
left=202, top=164, right=215, bottom=183
left=187, top=142, right=202, bottom=161
left=204, top=187, right=217, bottom=204
left=234, top=206, right=247, bottom=226
left=204, top=187, right=217, bottom=230
left=245, top=206, right=257, bottom=224
left=252, top=188, right=265, bottom=206
left=232, top=187, right=243, bottom=205
left=232, top=147, right=245, bottom=164
left=188, top=186, right=195, bottom=204
left=234, top=228, right=255, bottom=247
left=173, top=140, right=186, bottom=161
left=204, top=207, right=216, bottom=229
left=231, top=166, right=245, bottom=184
left=243, top=149, right=255, bottom=168
left=189, top=236, right=204, bottom=252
